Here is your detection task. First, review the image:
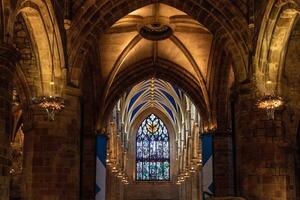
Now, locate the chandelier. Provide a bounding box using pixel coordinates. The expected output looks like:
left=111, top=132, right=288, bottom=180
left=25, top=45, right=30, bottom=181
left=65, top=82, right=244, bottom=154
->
left=256, top=95, right=283, bottom=119
left=32, top=20, right=65, bottom=121
left=256, top=81, right=284, bottom=119
left=32, top=96, right=65, bottom=121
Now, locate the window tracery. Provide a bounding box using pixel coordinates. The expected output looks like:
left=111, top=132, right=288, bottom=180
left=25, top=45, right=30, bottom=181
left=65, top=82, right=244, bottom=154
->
left=136, top=114, right=170, bottom=181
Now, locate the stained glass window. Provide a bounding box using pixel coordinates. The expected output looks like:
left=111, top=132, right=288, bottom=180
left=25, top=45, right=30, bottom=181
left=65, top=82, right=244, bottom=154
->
left=136, top=114, right=170, bottom=181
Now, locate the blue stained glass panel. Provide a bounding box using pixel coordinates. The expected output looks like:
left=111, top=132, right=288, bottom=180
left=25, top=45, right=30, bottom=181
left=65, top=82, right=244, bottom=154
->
left=136, top=114, right=170, bottom=181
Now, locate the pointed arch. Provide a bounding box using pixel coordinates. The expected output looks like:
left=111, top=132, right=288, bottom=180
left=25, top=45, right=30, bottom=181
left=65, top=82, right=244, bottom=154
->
left=69, top=1, right=249, bottom=87
left=136, top=113, right=170, bottom=181
left=254, top=0, right=299, bottom=94
left=99, top=58, right=211, bottom=130
left=8, top=0, right=65, bottom=97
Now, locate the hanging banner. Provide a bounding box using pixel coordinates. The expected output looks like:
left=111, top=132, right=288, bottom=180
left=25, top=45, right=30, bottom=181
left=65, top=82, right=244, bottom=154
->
left=201, top=133, right=214, bottom=197
left=95, top=134, right=107, bottom=200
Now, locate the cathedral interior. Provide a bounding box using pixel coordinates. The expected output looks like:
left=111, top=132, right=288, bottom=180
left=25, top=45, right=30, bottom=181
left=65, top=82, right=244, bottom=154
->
left=0, top=0, right=300, bottom=200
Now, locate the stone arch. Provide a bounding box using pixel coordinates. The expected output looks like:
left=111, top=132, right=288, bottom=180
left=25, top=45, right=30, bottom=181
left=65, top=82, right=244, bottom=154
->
left=98, top=58, right=211, bottom=130
left=213, top=51, right=235, bottom=131
left=102, top=33, right=208, bottom=107
left=280, top=15, right=300, bottom=117
left=12, top=62, right=33, bottom=127
left=261, top=7, right=300, bottom=196
left=12, top=14, right=40, bottom=101
left=8, top=0, right=65, bottom=98
left=120, top=82, right=183, bottom=135
left=207, top=37, right=236, bottom=130
left=68, top=1, right=249, bottom=87
left=209, top=45, right=235, bottom=131
left=254, top=0, right=299, bottom=95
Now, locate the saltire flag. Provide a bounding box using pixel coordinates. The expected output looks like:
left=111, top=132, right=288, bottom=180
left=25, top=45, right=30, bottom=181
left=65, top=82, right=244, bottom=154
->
left=95, top=135, right=107, bottom=200
left=201, top=133, right=214, bottom=197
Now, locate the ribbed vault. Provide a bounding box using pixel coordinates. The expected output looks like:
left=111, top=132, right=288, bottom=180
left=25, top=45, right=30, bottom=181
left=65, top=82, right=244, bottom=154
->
left=69, top=0, right=249, bottom=87
left=95, top=3, right=216, bottom=129
left=121, top=78, right=190, bottom=134
left=100, top=58, right=210, bottom=129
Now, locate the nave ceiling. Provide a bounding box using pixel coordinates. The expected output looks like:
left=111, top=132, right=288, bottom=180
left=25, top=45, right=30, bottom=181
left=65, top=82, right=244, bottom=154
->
left=97, top=3, right=214, bottom=127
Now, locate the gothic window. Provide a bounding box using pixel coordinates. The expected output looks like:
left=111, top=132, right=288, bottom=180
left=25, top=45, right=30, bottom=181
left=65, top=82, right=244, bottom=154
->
left=136, top=114, right=170, bottom=181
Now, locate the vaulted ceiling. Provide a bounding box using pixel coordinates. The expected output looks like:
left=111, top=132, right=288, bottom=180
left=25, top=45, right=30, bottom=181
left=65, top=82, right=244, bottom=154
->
left=119, top=78, right=198, bottom=134
left=99, top=3, right=213, bottom=102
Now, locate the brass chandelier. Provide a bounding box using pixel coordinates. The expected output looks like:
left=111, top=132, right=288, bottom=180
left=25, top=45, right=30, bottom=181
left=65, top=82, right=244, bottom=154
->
left=32, top=96, right=65, bottom=121
left=256, top=80, right=284, bottom=119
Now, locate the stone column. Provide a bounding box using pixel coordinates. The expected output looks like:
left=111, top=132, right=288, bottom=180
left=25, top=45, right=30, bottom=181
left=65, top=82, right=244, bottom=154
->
left=106, top=170, right=112, bottom=200
left=235, top=83, right=294, bottom=200
left=23, top=87, right=81, bottom=200
left=184, top=181, right=188, bottom=200
left=81, top=133, right=96, bottom=199
left=192, top=170, right=202, bottom=200
left=0, top=43, right=20, bottom=200
left=213, top=131, right=235, bottom=196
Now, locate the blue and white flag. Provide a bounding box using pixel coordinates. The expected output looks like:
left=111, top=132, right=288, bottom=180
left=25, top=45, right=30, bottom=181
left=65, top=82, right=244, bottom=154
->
left=95, top=135, right=107, bottom=200
left=202, top=133, right=214, bottom=195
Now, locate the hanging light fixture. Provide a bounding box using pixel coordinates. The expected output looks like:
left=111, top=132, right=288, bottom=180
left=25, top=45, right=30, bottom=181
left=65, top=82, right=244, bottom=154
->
left=256, top=80, right=284, bottom=119
left=32, top=18, right=65, bottom=121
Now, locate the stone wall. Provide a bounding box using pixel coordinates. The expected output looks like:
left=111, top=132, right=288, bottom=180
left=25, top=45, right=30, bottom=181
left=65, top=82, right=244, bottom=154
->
left=0, top=44, right=20, bottom=200
left=80, top=59, right=97, bottom=200
left=214, top=133, right=235, bottom=196
left=281, top=17, right=300, bottom=200
left=23, top=88, right=81, bottom=200
left=81, top=134, right=96, bottom=200
left=234, top=83, right=296, bottom=200
left=254, top=0, right=269, bottom=41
